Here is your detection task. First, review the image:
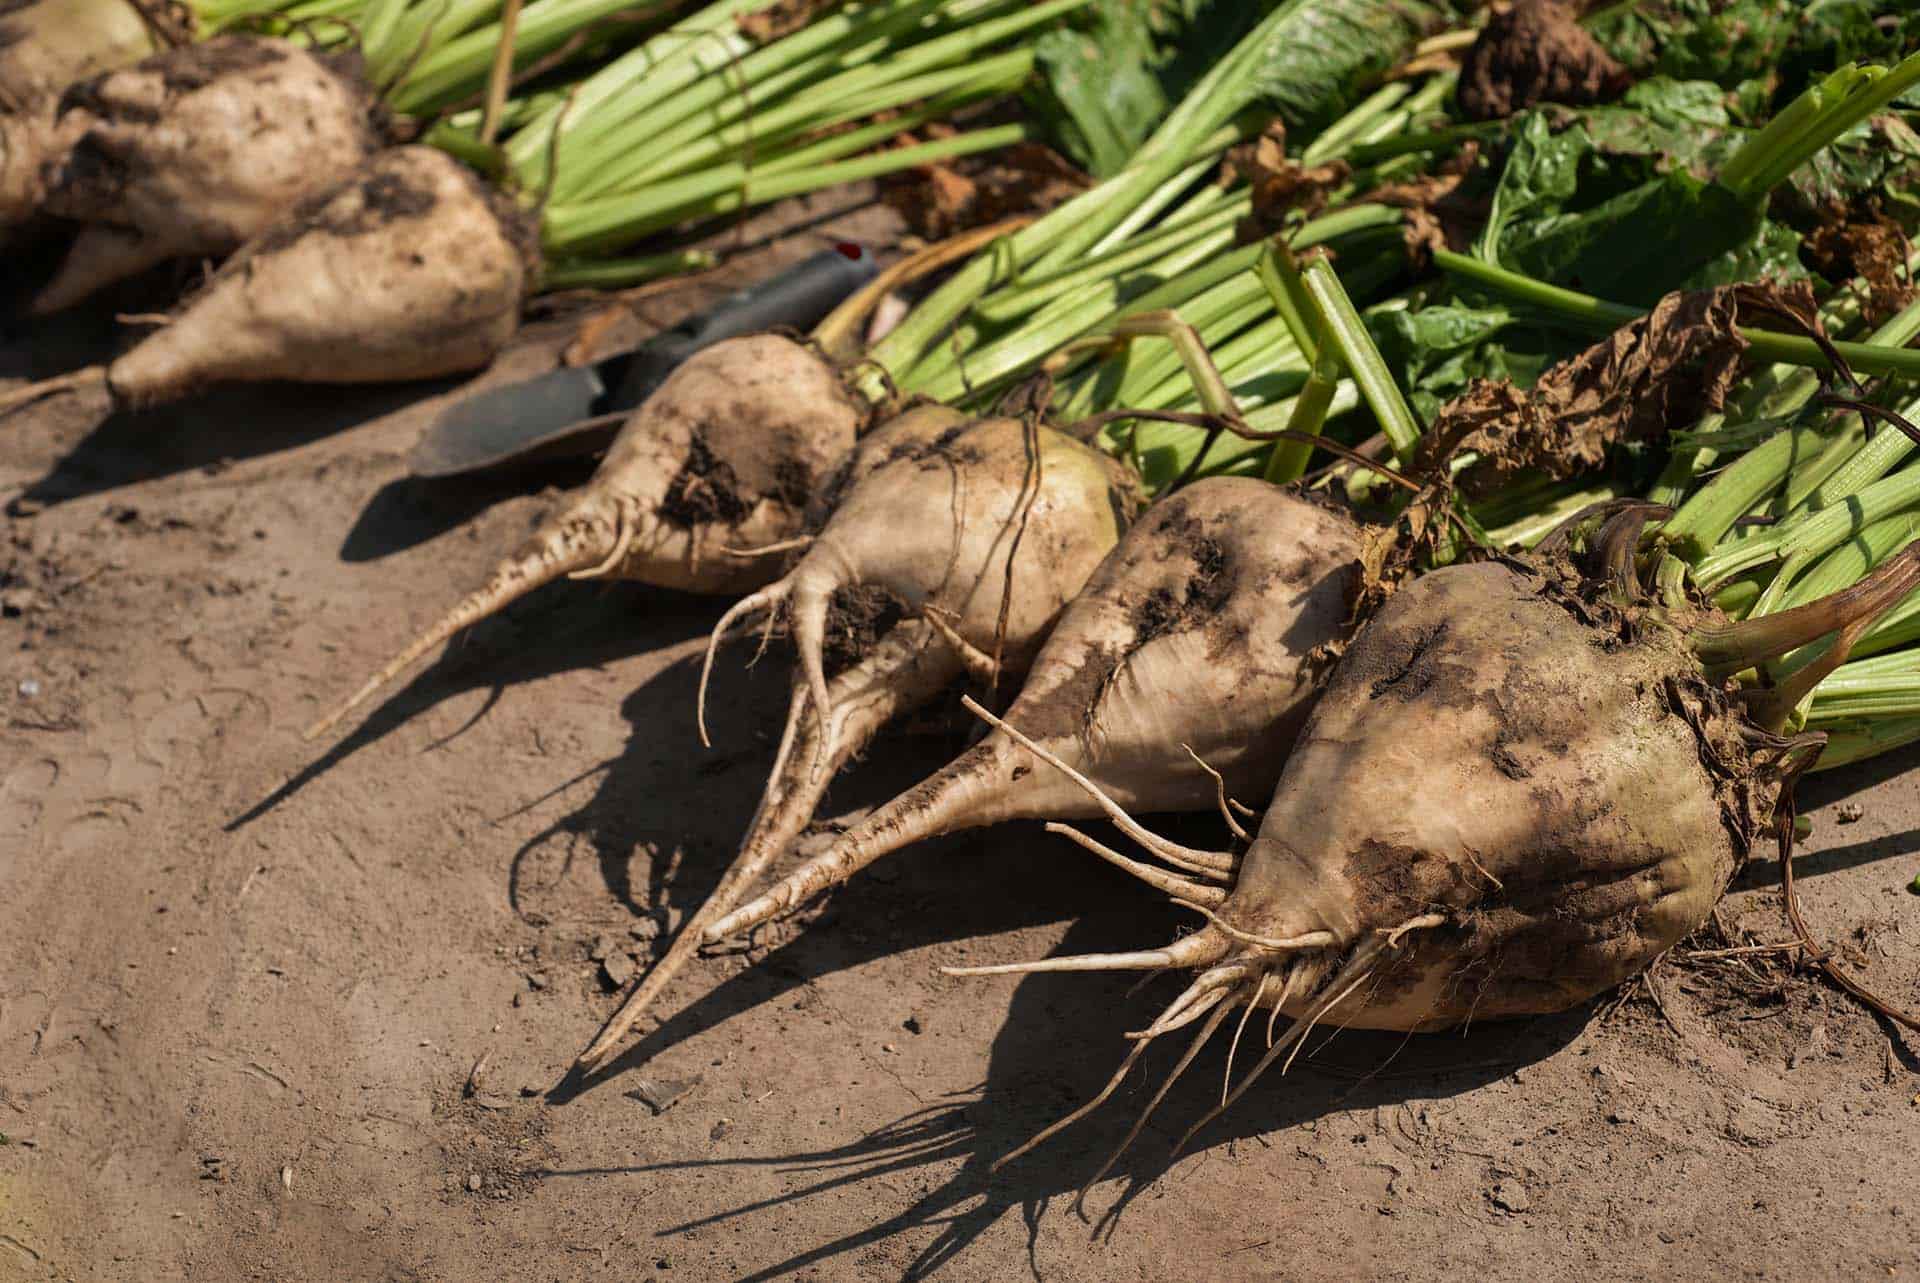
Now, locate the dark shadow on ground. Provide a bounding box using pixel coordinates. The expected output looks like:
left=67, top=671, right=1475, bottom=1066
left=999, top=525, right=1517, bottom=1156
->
left=1733, top=740, right=1920, bottom=888
left=1798, top=740, right=1920, bottom=810
left=227, top=579, right=723, bottom=831
left=536, top=876, right=1588, bottom=1280
left=338, top=462, right=597, bottom=563
left=12, top=375, right=466, bottom=510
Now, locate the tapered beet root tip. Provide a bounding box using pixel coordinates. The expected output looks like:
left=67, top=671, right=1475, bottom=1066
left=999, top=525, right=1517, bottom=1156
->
left=302, top=497, right=622, bottom=742
left=0, top=366, right=107, bottom=421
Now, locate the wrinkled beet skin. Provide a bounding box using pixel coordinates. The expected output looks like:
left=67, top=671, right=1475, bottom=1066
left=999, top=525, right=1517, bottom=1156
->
left=1232, top=561, right=1747, bottom=1030
left=978, top=477, right=1365, bottom=820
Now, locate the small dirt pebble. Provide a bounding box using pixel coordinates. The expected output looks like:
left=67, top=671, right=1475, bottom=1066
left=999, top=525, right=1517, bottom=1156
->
left=626, top=1076, right=701, bottom=1116
left=602, top=953, right=637, bottom=989
left=1490, top=1180, right=1531, bottom=1214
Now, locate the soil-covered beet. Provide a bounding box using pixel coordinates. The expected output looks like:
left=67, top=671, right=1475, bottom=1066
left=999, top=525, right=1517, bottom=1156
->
left=0, top=0, right=153, bottom=235
left=577, top=412, right=1141, bottom=1068
left=1219, top=558, right=1767, bottom=1029
left=698, top=478, right=1367, bottom=945
left=106, top=145, right=533, bottom=408
left=35, top=35, right=381, bottom=312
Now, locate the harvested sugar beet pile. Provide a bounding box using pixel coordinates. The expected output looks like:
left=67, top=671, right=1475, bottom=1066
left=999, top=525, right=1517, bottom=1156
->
left=8, top=0, right=1920, bottom=1274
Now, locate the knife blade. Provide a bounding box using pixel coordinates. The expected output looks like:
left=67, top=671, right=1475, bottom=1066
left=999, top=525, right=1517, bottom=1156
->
left=408, top=243, right=879, bottom=480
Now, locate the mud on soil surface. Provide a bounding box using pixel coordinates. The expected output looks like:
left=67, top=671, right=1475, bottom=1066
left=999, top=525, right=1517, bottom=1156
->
left=4, top=196, right=1920, bottom=1282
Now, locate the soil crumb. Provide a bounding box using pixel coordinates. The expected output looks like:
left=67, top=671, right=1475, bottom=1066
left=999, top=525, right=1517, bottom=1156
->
left=1457, top=0, right=1631, bottom=121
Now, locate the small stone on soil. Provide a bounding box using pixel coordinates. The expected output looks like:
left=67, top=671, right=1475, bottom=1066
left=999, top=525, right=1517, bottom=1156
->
left=1837, top=803, right=1866, bottom=825
left=626, top=1075, right=701, bottom=1116
left=589, top=932, right=617, bottom=962
left=1490, top=1180, right=1531, bottom=1213
left=601, top=953, right=637, bottom=989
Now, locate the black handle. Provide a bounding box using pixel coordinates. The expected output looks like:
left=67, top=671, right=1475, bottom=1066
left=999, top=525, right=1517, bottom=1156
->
left=605, top=245, right=879, bottom=410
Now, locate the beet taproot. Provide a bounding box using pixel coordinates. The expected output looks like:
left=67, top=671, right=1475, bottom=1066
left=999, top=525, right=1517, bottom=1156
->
left=948, top=516, right=1920, bottom=1186
left=2, top=145, right=531, bottom=418
left=304, top=332, right=866, bottom=742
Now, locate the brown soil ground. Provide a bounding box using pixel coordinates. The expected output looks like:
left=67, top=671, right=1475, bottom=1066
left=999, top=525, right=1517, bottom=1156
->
left=4, top=191, right=1920, bottom=1283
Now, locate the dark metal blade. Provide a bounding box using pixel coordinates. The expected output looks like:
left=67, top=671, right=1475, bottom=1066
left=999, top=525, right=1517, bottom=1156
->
left=604, top=244, right=879, bottom=411
left=408, top=243, right=880, bottom=481
left=408, top=364, right=608, bottom=479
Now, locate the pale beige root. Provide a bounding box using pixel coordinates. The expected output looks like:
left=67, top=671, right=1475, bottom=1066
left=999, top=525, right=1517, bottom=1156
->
left=802, top=400, right=971, bottom=527
left=573, top=620, right=964, bottom=1071
left=940, top=925, right=1229, bottom=978
left=103, top=146, right=530, bottom=406
left=1041, top=822, right=1227, bottom=907
left=36, top=36, right=380, bottom=312
left=787, top=416, right=1136, bottom=745
left=699, top=417, right=1140, bottom=937
left=605, top=333, right=865, bottom=593
left=1222, top=560, right=1752, bottom=1032
left=702, top=479, right=1360, bottom=936
left=29, top=221, right=173, bottom=312
left=304, top=334, right=862, bottom=742
left=0, top=366, right=109, bottom=420
left=0, top=0, right=152, bottom=235
left=0, top=0, right=153, bottom=111
left=303, top=489, right=624, bottom=741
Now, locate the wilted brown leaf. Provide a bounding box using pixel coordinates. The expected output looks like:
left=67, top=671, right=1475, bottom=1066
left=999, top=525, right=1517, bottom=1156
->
left=1362, top=140, right=1486, bottom=265
left=1418, top=281, right=1825, bottom=495
left=1804, top=218, right=1915, bottom=327
left=1223, top=121, right=1351, bottom=244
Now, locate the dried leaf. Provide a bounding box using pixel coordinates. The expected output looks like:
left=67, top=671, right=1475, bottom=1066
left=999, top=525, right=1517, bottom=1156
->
left=1419, top=281, right=1824, bottom=495
left=1803, top=218, right=1916, bottom=327
left=1362, top=140, right=1485, bottom=264
left=1223, top=121, right=1351, bottom=243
